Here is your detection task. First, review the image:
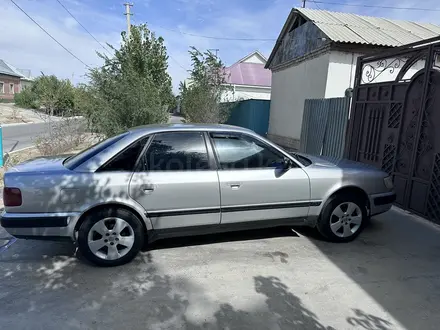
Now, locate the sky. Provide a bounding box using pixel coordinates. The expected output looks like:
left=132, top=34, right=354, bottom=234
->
left=1, top=0, right=440, bottom=93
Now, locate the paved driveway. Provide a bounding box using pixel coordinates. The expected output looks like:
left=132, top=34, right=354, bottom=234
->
left=0, top=207, right=439, bottom=330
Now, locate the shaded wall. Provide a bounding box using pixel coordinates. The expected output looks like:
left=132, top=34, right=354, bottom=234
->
left=300, top=97, right=350, bottom=158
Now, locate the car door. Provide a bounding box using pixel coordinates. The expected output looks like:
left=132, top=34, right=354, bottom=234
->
left=209, top=132, right=311, bottom=224
left=129, top=131, right=221, bottom=229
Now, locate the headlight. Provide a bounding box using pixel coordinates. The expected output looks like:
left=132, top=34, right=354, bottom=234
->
left=384, top=176, right=394, bottom=190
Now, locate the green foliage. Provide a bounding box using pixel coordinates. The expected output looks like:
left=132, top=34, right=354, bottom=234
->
left=14, top=75, right=76, bottom=115
left=14, top=87, right=38, bottom=109
left=32, top=75, right=75, bottom=115
left=81, top=24, right=174, bottom=137
left=179, top=47, right=233, bottom=123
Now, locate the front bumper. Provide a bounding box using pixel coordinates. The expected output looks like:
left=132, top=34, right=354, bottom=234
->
left=0, top=212, right=79, bottom=241
left=369, top=191, right=396, bottom=216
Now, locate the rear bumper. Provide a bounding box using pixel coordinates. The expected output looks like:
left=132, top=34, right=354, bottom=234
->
left=0, top=211, right=79, bottom=241
left=369, top=191, right=396, bottom=216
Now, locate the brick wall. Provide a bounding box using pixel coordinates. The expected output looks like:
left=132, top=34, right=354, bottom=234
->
left=0, top=74, right=21, bottom=100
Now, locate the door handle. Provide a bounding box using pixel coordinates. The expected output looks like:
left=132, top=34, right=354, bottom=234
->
left=227, top=183, right=241, bottom=190
left=141, top=184, right=155, bottom=193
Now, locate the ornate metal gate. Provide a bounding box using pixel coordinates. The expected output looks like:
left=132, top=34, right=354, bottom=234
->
left=346, top=36, right=440, bottom=224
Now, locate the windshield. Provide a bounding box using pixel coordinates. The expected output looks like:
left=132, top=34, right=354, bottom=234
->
left=64, top=132, right=128, bottom=170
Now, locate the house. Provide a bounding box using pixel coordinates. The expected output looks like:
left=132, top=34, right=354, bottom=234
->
left=223, top=51, right=271, bottom=101
left=0, top=59, right=34, bottom=100
left=265, top=8, right=440, bottom=150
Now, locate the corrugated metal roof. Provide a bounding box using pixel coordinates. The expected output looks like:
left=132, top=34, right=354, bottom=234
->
left=297, top=8, right=440, bottom=47
left=225, top=62, right=271, bottom=87
left=0, top=59, right=21, bottom=77
left=0, top=60, right=33, bottom=80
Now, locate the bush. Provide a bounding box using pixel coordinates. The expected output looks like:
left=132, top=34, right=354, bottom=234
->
left=15, top=75, right=76, bottom=116
left=31, top=75, right=76, bottom=116
left=14, top=88, right=39, bottom=109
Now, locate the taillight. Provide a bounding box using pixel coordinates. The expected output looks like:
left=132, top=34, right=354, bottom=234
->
left=3, top=187, right=22, bottom=207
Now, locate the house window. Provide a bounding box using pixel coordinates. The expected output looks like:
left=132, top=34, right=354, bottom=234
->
left=9, top=83, right=14, bottom=94
left=0, top=82, right=4, bottom=94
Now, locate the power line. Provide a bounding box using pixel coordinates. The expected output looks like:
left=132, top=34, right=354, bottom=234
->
left=56, top=0, right=111, bottom=55
left=150, top=23, right=276, bottom=41
left=9, top=0, right=91, bottom=69
left=169, top=55, right=188, bottom=71
left=311, top=1, right=440, bottom=12
left=310, top=0, right=322, bottom=10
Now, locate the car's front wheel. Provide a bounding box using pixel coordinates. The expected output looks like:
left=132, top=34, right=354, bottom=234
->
left=316, top=194, right=367, bottom=242
left=77, top=207, right=145, bottom=266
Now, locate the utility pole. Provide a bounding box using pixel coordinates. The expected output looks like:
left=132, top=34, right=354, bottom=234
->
left=208, top=48, right=219, bottom=57
left=302, top=0, right=306, bottom=8
left=124, top=3, right=133, bottom=37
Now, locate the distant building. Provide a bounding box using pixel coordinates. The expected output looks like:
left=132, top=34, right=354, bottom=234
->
left=0, top=60, right=34, bottom=100
left=223, top=51, right=271, bottom=101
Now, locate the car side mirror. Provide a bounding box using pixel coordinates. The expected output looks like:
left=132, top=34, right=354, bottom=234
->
left=282, top=157, right=293, bottom=170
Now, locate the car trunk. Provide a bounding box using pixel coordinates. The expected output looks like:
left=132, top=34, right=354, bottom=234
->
left=3, top=156, right=74, bottom=213
left=8, top=156, right=71, bottom=173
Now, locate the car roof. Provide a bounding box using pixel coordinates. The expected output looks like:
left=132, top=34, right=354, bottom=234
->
left=128, top=123, right=254, bottom=136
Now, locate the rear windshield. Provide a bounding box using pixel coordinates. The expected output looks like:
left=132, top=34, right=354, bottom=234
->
left=64, top=132, right=128, bottom=170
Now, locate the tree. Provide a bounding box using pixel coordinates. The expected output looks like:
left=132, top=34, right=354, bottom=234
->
left=82, top=24, right=174, bottom=137
left=180, top=47, right=233, bottom=123
left=14, top=75, right=75, bottom=116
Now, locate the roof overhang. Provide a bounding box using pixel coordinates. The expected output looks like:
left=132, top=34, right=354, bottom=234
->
left=0, top=72, right=22, bottom=79
left=265, top=8, right=306, bottom=69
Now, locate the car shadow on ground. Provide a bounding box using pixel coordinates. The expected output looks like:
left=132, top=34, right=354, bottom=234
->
left=0, top=234, right=391, bottom=330
left=299, top=208, right=440, bottom=330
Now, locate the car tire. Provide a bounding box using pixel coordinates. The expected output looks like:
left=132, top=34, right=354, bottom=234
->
left=77, top=207, right=145, bottom=267
left=316, top=193, right=368, bottom=243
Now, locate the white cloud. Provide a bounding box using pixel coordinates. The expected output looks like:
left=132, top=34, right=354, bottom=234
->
left=0, top=1, right=122, bottom=83
left=63, top=17, right=78, bottom=29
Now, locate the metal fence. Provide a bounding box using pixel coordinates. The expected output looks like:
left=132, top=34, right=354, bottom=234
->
left=300, top=97, right=350, bottom=158
left=227, top=99, right=270, bottom=136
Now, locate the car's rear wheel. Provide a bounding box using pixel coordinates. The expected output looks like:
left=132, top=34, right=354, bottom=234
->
left=316, top=194, right=367, bottom=242
left=77, top=207, right=144, bottom=266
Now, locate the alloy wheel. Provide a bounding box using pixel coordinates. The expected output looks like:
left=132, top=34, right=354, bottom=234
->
left=329, top=202, right=363, bottom=238
left=87, top=217, right=135, bottom=260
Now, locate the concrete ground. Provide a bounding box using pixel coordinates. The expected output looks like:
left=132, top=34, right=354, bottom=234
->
left=0, top=207, right=439, bottom=330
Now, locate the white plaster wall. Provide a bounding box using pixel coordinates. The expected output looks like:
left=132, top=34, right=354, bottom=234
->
left=325, top=51, right=363, bottom=98
left=223, top=85, right=271, bottom=101
left=268, top=52, right=330, bottom=142
left=243, top=54, right=265, bottom=64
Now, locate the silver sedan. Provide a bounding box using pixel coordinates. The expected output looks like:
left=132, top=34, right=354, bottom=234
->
left=1, top=124, right=395, bottom=266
